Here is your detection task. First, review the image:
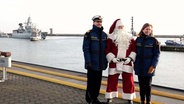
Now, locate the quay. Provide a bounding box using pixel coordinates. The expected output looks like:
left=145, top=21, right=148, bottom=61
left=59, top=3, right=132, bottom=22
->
left=0, top=61, right=132, bottom=104
left=0, top=61, right=184, bottom=104
left=161, top=45, right=184, bottom=52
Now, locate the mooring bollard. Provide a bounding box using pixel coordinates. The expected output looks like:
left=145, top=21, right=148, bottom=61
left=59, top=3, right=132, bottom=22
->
left=0, top=56, right=11, bottom=82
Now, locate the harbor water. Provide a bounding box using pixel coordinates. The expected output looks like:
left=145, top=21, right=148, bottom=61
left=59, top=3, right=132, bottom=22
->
left=0, top=36, right=184, bottom=90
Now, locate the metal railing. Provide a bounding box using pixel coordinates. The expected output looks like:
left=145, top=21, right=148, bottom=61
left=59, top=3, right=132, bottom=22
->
left=0, top=56, right=11, bottom=82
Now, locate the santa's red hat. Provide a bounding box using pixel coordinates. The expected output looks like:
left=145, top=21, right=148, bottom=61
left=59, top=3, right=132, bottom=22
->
left=109, top=19, right=123, bottom=34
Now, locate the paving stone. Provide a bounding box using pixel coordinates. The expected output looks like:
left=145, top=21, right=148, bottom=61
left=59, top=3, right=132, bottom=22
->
left=0, top=73, right=134, bottom=104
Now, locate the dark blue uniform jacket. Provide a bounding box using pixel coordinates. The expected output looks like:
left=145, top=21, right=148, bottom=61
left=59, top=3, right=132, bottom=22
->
left=82, top=25, right=108, bottom=71
left=134, top=35, right=160, bottom=76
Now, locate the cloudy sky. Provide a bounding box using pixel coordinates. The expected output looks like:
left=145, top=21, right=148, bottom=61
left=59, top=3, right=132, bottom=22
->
left=0, top=0, right=184, bottom=35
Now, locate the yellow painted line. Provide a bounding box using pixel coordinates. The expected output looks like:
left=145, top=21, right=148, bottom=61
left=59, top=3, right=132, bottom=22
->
left=6, top=68, right=85, bottom=90
left=119, top=84, right=184, bottom=101
left=13, top=63, right=87, bottom=81
left=12, top=63, right=184, bottom=101
left=5, top=68, right=162, bottom=104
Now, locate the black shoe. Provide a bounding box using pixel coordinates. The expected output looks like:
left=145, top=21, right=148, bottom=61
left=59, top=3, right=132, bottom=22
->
left=140, top=101, right=145, bottom=104
left=106, top=99, right=112, bottom=104
left=92, top=99, right=102, bottom=104
left=101, top=102, right=108, bottom=104
left=128, top=100, right=133, bottom=104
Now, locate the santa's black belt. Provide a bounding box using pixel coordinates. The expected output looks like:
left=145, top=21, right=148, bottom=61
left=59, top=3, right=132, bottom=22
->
left=118, top=58, right=127, bottom=62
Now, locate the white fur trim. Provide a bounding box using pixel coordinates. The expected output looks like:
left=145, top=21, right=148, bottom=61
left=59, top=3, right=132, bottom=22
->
left=108, top=68, right=121, bottom=75
left=122, top=92, right=136, bottom=100
left=106, top=53, right=115, bottom=62
left=117, top=47, right=126, bottom=58
left=117, top=65, right=134, bottom=73
left=108, top=34, right=115, bottom=41
left=108, top=65, right=133, bottom=75
left=116, top=62, right=123, bottom=71
left=105, top=91, right=118, bottom=99
left=129, top=52, right=136, bottom=62
left=115, top=20, right=123, bottom=28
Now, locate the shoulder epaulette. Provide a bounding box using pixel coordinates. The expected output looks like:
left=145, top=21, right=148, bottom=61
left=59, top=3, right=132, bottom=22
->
left=84, top=29, right=91, bottom=38
left=153, top=37, right=160, bottom=45
left=156, top=40, right=161, bottom=45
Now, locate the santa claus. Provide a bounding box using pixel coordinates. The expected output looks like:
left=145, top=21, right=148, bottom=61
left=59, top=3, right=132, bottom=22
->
left=105, top=19, right=136, bottom=104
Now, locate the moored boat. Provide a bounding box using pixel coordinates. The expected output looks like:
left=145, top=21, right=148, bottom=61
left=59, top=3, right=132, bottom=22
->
left=165, top=40, right=184, bottom=46
left=0, top=31, right=9, bottom=38
left=12, top=17, right=46, bottom=41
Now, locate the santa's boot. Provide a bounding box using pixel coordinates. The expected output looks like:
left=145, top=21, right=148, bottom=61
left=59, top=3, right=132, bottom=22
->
left=128, top=100, right=133, bottom=104
left=106, top=99, right=112, bottom=104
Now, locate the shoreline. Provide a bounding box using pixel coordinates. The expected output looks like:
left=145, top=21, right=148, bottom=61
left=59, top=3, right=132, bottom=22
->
left=7, top=33, right=184, bottom=38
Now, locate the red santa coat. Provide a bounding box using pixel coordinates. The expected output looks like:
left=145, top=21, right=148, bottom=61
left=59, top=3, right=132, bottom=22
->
left=105, top=37, right=136, bottom=75
left=105, top=37, right=136, bottom=100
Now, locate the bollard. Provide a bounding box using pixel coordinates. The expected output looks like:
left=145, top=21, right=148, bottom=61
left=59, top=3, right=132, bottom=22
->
left=0, top=56, right=11, bottom=82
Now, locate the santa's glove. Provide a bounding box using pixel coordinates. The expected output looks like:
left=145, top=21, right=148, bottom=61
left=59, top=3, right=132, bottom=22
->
left=1, top=52, right=11, bottom=57
left=124, top=57, right=131, bottom=64
left=148, top=66, right=155, bottom=74
left=112, top=58, right=119, bottom=63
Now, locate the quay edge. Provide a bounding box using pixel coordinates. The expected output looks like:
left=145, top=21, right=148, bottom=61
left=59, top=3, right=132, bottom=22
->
left=161, top=45, right=184, bottom=52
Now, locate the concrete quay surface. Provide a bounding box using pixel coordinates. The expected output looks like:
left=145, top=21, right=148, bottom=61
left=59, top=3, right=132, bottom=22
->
left=0, top=61, right=184, bottom=104
left=0, top=61, right=132, bottom=104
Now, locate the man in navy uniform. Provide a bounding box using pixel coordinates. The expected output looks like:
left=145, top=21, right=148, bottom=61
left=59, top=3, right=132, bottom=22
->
left=83, top=15, right=107, bottom=104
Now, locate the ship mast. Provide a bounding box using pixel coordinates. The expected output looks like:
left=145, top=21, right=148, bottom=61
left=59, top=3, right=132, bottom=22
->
left=131, top=16, right=135, bottom=36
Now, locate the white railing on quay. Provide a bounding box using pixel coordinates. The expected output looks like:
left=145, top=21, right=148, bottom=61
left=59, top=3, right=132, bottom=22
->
left=0, top=56, right=11, bottom=82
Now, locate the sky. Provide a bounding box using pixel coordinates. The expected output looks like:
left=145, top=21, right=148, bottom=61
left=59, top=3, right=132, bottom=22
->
left=0, top=0, right=184, bottom=35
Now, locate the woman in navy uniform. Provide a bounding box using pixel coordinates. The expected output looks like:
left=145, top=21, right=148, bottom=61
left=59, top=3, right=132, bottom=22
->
left=134, top=23, right=160, bottom=104
left=82, top=15, right=107, bottom=104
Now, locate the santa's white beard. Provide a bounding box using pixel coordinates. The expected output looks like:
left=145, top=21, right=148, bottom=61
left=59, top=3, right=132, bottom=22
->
left=111, top=29, right=131, bottom=58
left=113, top=29, right=131, bottom=50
